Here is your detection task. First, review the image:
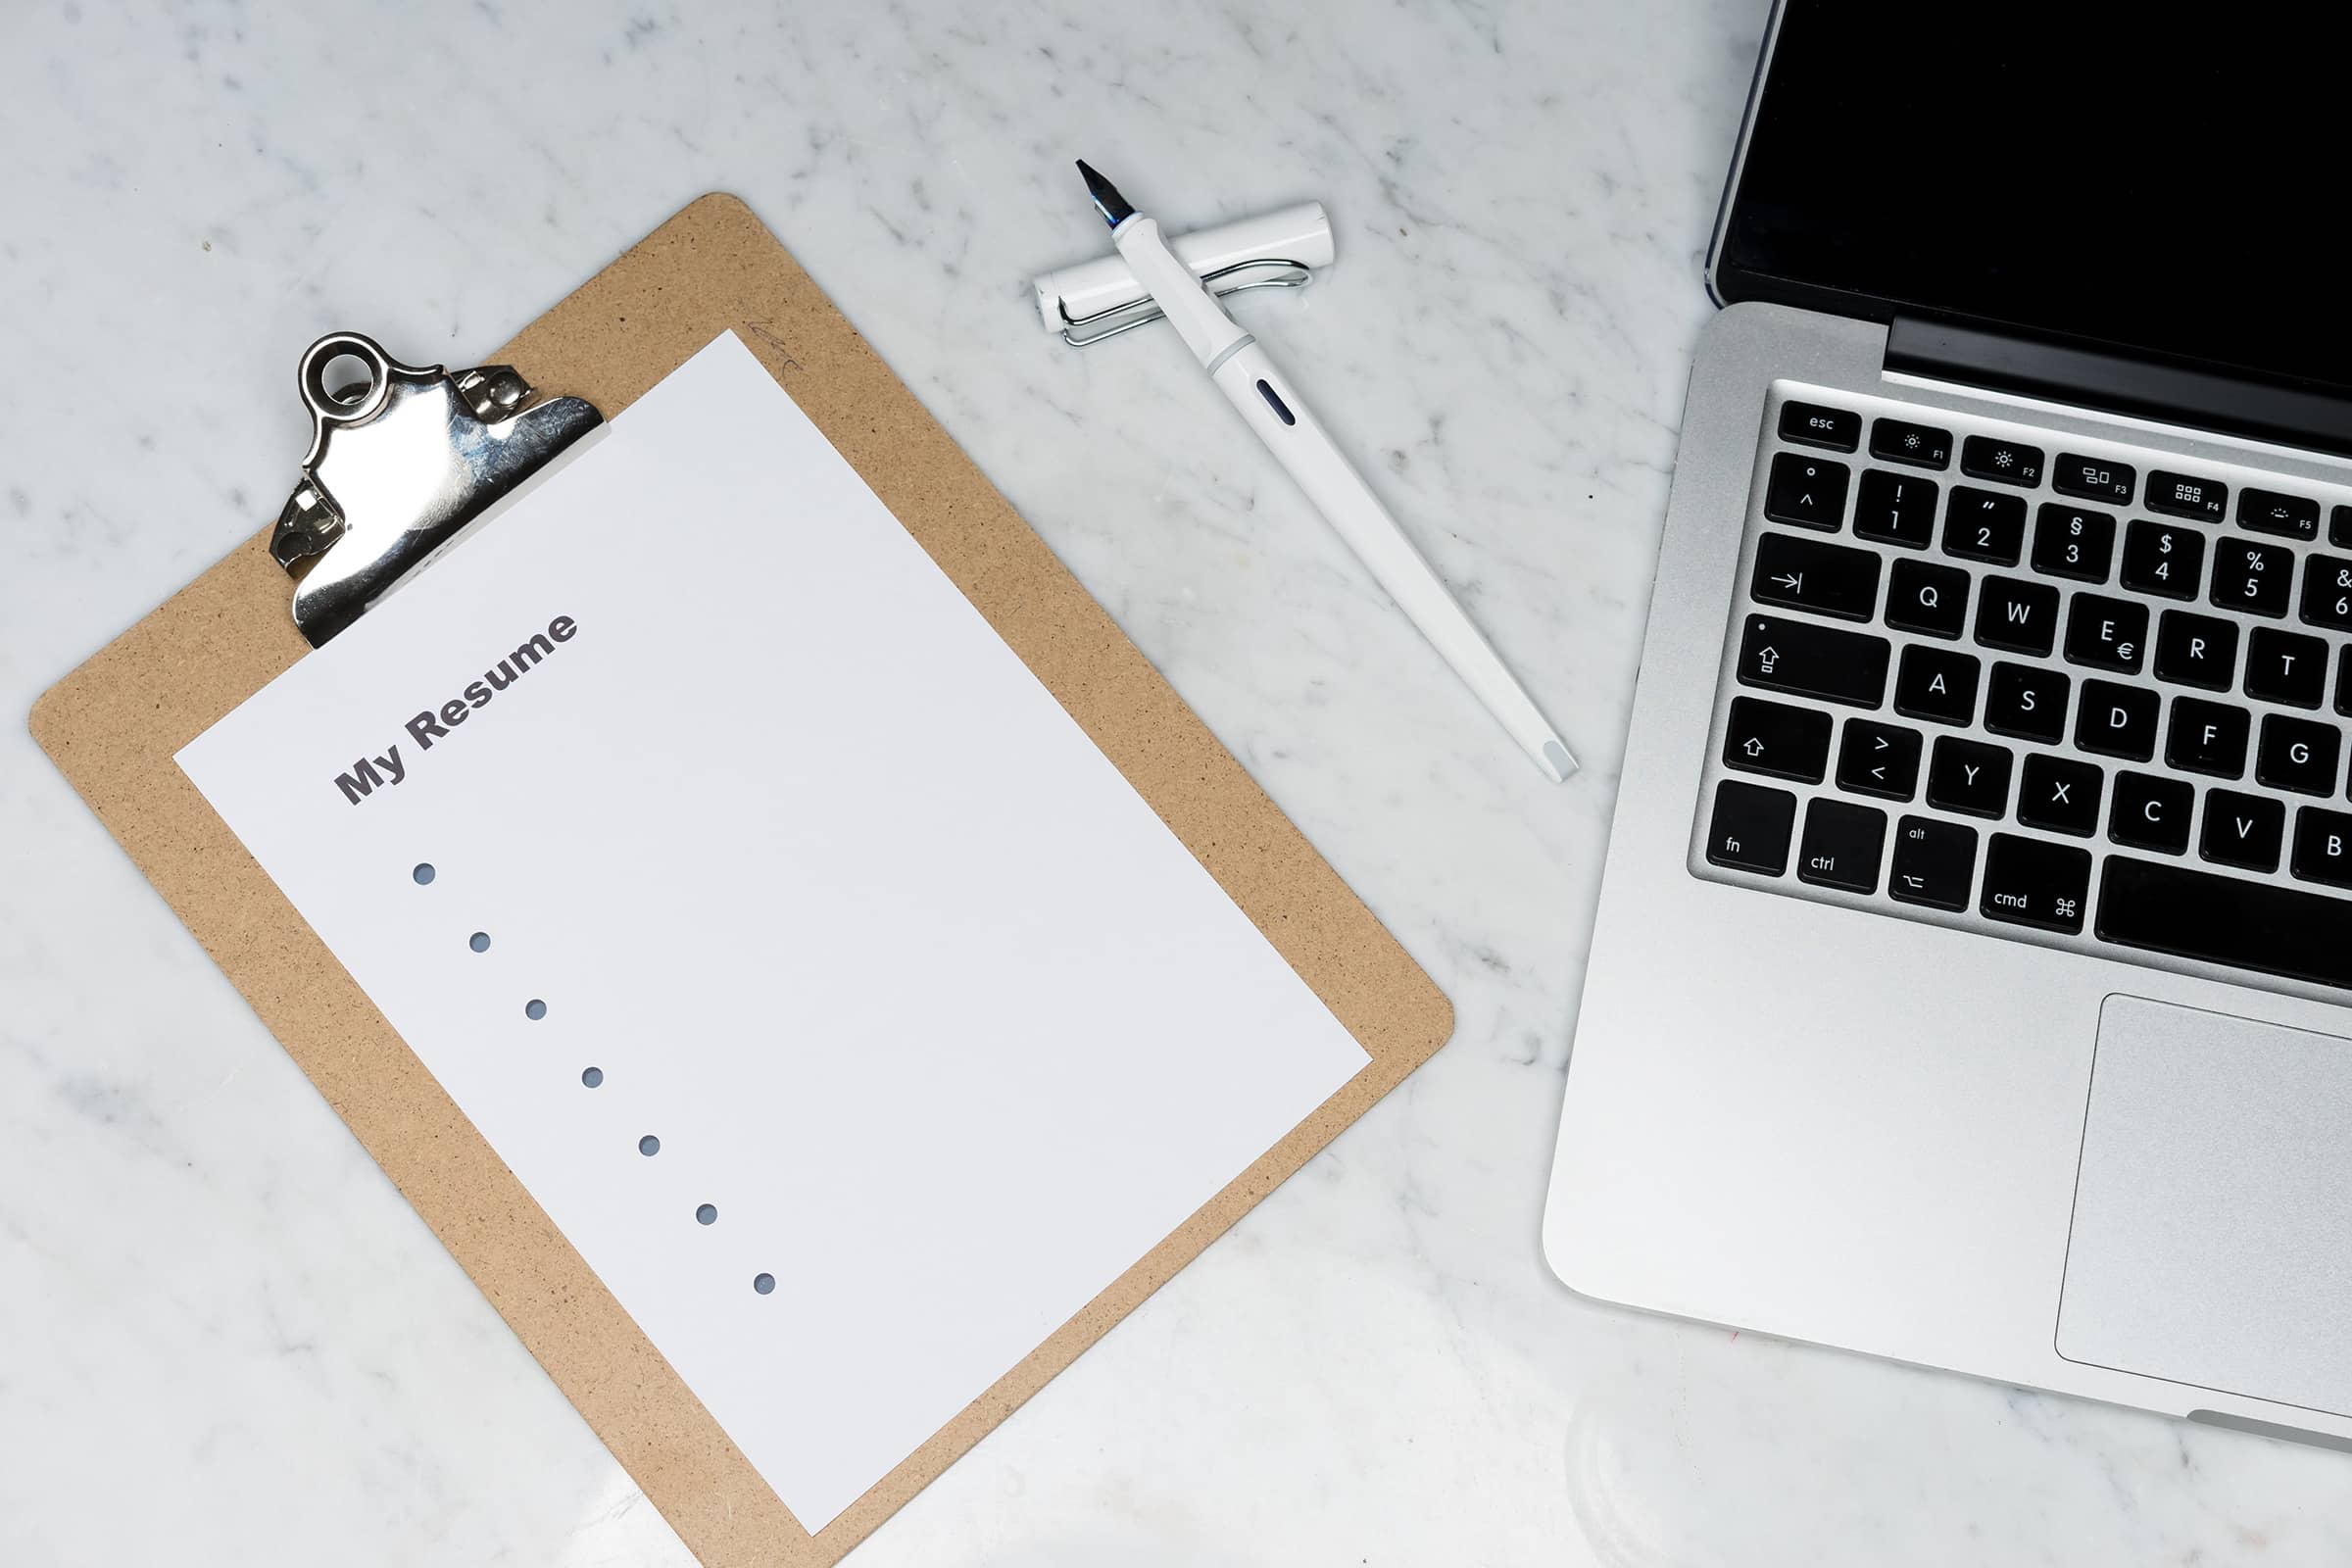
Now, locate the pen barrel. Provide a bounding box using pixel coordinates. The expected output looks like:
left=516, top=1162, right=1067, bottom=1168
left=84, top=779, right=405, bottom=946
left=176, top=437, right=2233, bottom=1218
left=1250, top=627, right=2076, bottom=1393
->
left=1209, top=344, right=1574, bottom=778
left=1111, top=217, right=1251, bottom=364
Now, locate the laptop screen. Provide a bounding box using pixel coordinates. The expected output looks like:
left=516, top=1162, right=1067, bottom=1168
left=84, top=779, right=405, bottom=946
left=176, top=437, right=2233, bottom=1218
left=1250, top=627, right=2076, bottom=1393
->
left=1715, top=3, right=2351, bottom=396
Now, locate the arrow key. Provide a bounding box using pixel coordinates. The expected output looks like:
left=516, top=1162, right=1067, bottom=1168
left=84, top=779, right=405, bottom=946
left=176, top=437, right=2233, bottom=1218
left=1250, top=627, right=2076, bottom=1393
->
left=1723, top=696, right=1832, bottom=783
left=1751, top=531, right=1881, bottom=620
left=1836, top=717, right=1923, bottom=801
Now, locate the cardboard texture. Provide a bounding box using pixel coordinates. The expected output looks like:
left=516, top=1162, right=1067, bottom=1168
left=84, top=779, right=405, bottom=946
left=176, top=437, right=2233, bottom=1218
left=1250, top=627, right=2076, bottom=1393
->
left=30, top=194, right=1453, bottom=1566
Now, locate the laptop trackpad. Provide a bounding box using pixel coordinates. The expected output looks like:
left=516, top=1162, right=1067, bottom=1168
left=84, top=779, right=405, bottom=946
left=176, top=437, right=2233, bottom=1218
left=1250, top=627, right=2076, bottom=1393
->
left=2059, top=995, right=2352, bottom=1416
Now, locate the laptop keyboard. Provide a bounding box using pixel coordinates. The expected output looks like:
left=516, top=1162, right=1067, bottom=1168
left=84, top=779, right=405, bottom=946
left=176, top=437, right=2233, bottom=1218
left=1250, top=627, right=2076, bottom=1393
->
left=1694, top=387, right=2352, bottom=995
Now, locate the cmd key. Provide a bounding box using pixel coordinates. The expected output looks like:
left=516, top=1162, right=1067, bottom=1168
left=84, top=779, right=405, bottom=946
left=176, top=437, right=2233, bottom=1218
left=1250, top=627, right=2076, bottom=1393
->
left=1738, top=615, right=1890, bottom=708
left=1980, top=832, right=2092, bottom=933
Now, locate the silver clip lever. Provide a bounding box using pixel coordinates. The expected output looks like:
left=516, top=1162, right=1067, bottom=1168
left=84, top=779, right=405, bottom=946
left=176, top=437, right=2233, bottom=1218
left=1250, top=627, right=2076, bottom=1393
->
left=1056, top=257, right=1314, bottom=348
left=270, top=332, right=603, bottom=646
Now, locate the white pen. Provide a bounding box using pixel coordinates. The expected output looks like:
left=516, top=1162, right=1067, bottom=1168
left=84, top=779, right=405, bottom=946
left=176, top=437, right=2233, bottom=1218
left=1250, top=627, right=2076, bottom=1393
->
left=1077, top=161, right=1576, bottom=783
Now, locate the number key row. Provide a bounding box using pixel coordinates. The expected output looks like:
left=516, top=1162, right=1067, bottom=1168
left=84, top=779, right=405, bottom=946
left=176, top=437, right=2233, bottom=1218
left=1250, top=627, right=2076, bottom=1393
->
left=1763, top=453, right=2348, bottom=618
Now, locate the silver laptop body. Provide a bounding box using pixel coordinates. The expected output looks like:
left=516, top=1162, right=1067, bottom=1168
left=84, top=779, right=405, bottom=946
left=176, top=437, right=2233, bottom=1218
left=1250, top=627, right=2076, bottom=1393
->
left=1545, top=5, right=2352, bottom=1452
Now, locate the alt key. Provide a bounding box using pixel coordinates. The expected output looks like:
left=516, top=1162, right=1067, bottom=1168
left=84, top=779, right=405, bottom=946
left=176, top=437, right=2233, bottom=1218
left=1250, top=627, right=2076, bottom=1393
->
left=1889, top=814, right=1978, bottom=910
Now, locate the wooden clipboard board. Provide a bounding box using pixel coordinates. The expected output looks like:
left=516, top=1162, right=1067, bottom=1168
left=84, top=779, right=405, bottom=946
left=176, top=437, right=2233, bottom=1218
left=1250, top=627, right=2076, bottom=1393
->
left=29, top=193, right=1453, bottom=1566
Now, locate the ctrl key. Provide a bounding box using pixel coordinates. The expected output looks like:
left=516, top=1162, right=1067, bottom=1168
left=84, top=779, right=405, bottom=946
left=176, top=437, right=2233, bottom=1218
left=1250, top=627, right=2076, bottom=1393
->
left=1705, top=779, right=1796, bottom=875
left=1980, top=832, right=2092, bottom=934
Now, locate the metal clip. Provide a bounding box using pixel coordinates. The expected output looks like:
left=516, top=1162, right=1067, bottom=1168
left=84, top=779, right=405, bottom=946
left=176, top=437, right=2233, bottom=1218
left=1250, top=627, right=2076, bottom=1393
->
left=1056, top=257, right=1315, bottom=349
left=269, top=332, right=603, bottom=646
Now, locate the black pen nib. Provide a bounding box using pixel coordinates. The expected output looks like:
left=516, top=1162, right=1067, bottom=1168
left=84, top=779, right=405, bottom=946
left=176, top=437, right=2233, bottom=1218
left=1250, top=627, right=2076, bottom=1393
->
left=1075, top=160, right=1135, bottom=228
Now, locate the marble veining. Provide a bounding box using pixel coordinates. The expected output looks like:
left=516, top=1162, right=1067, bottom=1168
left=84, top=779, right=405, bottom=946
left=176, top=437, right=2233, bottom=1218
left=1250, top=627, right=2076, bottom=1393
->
left=5, top=1, right=2351, bottom=1563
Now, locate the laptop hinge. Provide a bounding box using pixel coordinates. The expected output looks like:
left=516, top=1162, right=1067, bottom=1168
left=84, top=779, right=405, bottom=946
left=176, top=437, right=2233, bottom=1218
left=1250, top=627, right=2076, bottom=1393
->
left=1885, top=317, right=2352, bottom=460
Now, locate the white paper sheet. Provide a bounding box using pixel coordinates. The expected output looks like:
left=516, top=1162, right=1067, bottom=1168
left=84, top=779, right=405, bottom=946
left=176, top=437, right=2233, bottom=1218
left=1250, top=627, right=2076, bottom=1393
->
left=177, top=333, right=1369, bottom=1531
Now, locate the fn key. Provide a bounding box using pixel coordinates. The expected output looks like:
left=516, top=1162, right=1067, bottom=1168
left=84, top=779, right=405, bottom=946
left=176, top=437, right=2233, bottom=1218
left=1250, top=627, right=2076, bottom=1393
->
left=1705, top=780, right=1796, bottom=875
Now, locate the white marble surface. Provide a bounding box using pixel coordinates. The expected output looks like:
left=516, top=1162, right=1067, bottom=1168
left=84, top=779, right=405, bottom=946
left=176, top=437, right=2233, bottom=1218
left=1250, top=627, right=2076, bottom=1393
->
left=3, top=1, right=2350, bottom=1563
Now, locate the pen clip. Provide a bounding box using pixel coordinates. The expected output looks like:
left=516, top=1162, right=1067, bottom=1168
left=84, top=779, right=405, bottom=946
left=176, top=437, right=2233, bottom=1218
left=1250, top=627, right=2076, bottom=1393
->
left=1057, top=257, right=1315, bottom=349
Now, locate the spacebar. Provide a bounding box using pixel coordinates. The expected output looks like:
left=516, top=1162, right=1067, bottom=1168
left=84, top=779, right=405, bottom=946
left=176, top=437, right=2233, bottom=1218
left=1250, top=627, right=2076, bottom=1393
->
left=2097, top=858, right=2352, bottom=989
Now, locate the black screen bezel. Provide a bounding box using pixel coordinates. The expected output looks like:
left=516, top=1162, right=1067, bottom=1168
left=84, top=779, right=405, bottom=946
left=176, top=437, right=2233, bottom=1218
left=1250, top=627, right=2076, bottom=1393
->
left=1706, top=3, right=2352, bottom=402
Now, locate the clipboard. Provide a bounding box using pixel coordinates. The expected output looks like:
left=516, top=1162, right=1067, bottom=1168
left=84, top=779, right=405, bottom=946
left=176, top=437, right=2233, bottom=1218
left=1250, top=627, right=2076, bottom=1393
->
left=29, top=193, right=1452, bottom=1567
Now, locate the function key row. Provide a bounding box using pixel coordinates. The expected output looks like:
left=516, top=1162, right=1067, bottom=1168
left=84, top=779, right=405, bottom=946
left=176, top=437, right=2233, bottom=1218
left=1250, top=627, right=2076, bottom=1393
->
left=1771, top=402, right=2352, bottom=546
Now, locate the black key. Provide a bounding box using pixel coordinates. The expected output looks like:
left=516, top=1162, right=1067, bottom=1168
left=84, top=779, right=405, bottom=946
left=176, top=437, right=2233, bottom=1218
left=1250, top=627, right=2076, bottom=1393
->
left=1885, top=559, right=1970, bottom=638
left=2119, top=519, right=2204, bottom=600
left=1893, top=645, right=1981, bottom=725
left=2334, top=506, right=2352, bottom=551
left=2017, top=754, right=2104, bottom=837
left=2097, top=857, right=2352, bottom=987
left=1752, top=532, right=1881, bottom=621
left=2147, top=469, right=2228, bottom=521
left=2300, top=554, right=2352, bottom=630
left=1779, top=400, right=1860, bottom=452
left=2294, top=807, right=2352, bottom=888
left=1853, top=469, right=1939, bottom=549
left=2052, top=452, right=2134, bottom=505
left=1960, top=435, right=2044, bottom=488
left=1796, top=798, right=1887, bottom=893
left=1926, top=736, right=2012, bottom=817
left=1723, top=696, right=1833, bottom=782
left=2109, top=770, right=2194, bottom=853
left=1705, top=780, right=1796, bottom=874
left=2153, top=610, right=2237, bottom=690
left=1889, top=814, right=1978, bottom=910
left=1980, top=833, right=2091, bottom=933
left=2245, top=626, right=2328, bottom=709
left=1974, top=574, right=2061, bottom=656
left=2340, top=644, right=2352, bottom=718
left=1737, top=615, right=1890, bottom=708
left=2076, top=679, right=2160, bottom=760
left=1942, top=487, right=2028, bottom=565
left=2200, top=789, right=2284, bottom=872
left=2063, top=594, right=2147, bottom=673
left=1763, top=452, right=1849, bottom=530
left=1984, top=661, right=2070, bottom=745
left=1871, top=416, right=1952, bottom=469
left=2031, top=503, right=2116, bottom=582
left=2257, top=713, right=2341, bottom=796
left=1837, top=718, right=1923, bottom=801
left=2211, top=538, right=2293, bottom=617
left=2238, top=486, right=2320, bottom=541
left=2166, top=697, right=2250, bottom=777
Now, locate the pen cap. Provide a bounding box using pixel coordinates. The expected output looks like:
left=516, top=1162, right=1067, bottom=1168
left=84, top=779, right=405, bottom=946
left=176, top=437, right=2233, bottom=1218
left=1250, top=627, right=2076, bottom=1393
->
left=1033, top=201, right=1334, bottom=333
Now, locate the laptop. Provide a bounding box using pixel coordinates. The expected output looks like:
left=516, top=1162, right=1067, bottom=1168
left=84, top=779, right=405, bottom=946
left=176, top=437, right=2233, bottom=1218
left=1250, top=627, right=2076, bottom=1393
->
left=1545, top=2, right=2352, bottom=1449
